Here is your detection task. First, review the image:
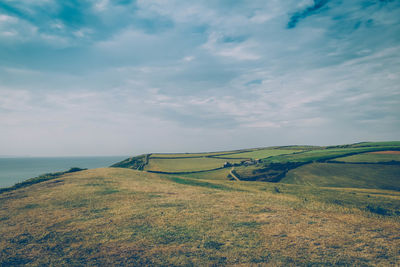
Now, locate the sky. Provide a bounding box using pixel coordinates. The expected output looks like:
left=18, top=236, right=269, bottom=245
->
left=0, top=0, right=399, bottom=156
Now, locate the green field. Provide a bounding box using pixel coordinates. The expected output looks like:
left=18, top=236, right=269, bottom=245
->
left=264, top=146, right=397, bottom=163
left=144, top=157, right=242, bottom=172
left=350, top=141, right=400, bottom=147
left=150, top=151, right=246, bottom=158
left=334, top=152, right=400, bottom=163
left=213, top=148, right=300, bottom=159
left=1, top=141, right=400, bottom=266
left=282, top=163, right=400, bottom=191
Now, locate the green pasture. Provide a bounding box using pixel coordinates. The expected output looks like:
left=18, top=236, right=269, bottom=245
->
left=265, top=146, right=397, bottom=163
left=282, top=163, right=400, bottom=191
left=335, top=152, right=400, bottom=163
left=144, top=157, right=242, bottom=172
left=151, top=152, right=229, bottom=158
left=213, top=149, right=299, bottom=159
left=150, top=149, right=255, bottom=158
left=269, top=145, right=321, bottom=150
left=350, top=141, right=400, bottom=147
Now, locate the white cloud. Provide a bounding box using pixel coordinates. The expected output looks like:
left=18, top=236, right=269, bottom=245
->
left=0, top=14, right=18, bottom=23
left=93, top=0, right=110, bottom=12
left=0, top=89, right=32, bottom=112
left=0, top=30, right=17, bottom=37
left=183, top=56, right=195, bottom=62
left=50, top=20, right=65, bottom=30
left=242, top=121, right=282, bottom=128
left=202, top=32, right=260, bottom=60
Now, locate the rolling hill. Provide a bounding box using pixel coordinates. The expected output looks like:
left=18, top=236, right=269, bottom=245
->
left=1, top=141, right=399, bottom=266
left=112, top=141, right=400, bottom=186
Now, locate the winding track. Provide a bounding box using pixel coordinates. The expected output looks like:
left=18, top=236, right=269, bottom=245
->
left=229, top=167, right=240, bottom=181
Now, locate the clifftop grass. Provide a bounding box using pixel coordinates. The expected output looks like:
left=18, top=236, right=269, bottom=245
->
left=1, top=141, right=400, bottom=266
left=1, top=168, right=399, bottom=266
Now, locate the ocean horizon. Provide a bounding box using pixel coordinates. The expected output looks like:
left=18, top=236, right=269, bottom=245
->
left=0, top=156, right=128, bottom=188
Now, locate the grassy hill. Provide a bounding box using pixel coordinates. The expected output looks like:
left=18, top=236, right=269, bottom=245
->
left=1, top=141, right=400, bottom=265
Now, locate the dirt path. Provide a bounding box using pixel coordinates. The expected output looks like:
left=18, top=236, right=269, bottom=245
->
left=230, top=167, right=240, bottom=181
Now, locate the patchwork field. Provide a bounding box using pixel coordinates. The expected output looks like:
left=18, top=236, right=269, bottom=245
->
left=114, top=142, right=400, bottom=177
left=1, top=141, right=400, bottom=266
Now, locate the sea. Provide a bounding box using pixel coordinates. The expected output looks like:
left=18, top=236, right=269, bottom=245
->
left=0, top=156, right=127, bottom=188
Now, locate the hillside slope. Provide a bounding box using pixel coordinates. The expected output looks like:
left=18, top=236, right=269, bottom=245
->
left=282, top=163, right=400, bottom=190
left=1, top=167, right=400, bottom=265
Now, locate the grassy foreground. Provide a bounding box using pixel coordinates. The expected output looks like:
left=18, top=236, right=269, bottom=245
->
left=1, top=167, right=400, bottom=266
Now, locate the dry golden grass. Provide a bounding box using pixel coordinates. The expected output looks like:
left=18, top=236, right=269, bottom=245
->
left=0, top=168, right=399, bottom=266
left=179, top=167, right=232, bottom=180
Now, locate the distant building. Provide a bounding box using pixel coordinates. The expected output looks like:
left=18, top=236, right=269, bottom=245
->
left=223, top=162, right=232, bottom=167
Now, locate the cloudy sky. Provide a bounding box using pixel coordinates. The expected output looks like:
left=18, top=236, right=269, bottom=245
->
left=0, top=0, right=399, bottom=156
